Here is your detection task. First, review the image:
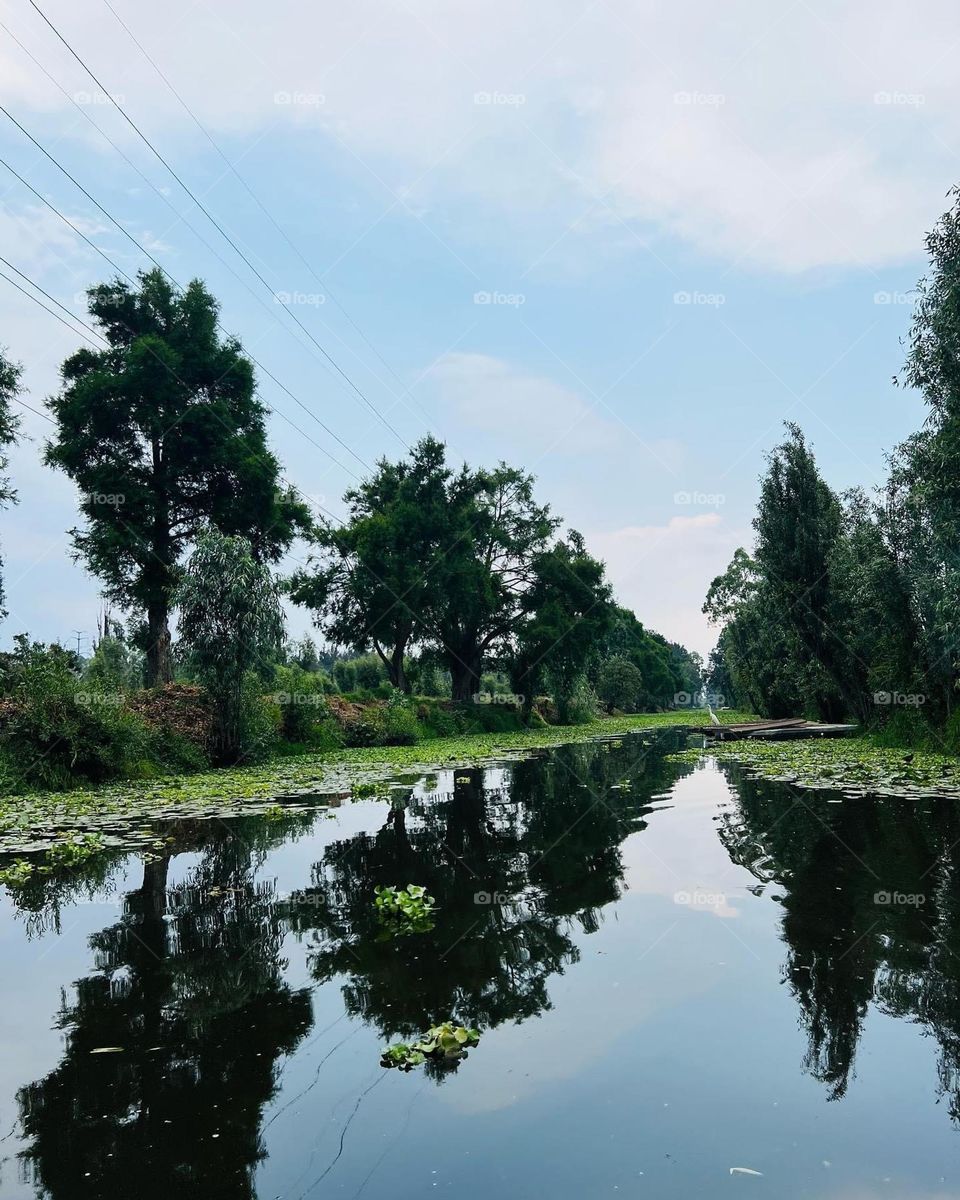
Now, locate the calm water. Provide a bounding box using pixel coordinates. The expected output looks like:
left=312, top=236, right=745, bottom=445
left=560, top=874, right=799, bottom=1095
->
left=3, top=730, right=960, bottom=1198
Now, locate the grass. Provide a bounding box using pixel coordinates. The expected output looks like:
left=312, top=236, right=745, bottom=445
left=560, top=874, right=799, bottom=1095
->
left=0, top=709, right=753, bottom=851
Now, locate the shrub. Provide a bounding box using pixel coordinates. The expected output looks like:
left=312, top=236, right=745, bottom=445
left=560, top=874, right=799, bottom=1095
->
left=0, top=641, right=151, bottom=792
left=560, top=675, right=599, bottom=725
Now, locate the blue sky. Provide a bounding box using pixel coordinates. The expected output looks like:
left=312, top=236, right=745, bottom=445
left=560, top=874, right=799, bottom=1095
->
left=0, top=0, right=951, bottom=658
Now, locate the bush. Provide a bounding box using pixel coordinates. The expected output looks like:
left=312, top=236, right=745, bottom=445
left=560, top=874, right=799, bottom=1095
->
left=380, top=691, right=420, bottom=744
left=872, top=706, right=938, bottom=751
left=560, top=675, right=599, bottom=725
left=270, top=663, right=340, bottom=747
left=0, top=641, right=151, bottom=792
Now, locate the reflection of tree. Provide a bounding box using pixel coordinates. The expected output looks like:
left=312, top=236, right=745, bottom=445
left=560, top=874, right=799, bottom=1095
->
left=719, top=767, right=960, bottom=1114
left=17, top=814, right=315, bottom=1200
left=291, top=734, right=694, bottom=1043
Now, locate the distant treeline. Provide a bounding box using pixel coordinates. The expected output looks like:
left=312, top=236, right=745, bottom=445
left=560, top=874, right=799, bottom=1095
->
left=705, top=188, right=960, bottom=748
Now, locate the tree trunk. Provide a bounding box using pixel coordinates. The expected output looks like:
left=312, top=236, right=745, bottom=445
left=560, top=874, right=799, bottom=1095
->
left=146, top=599, right=174, bottom=687
left=450, top=653, right=482, bottom=703
left=391, top=645, right=409, bottom=693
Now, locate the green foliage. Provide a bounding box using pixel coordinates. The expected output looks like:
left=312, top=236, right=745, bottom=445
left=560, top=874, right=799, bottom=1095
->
left=560, top=675, right=599, bottom=724
left=45, top=269, right=309, bottom=685
left=0, top=638, right=153, bottom=792
left=45, top=832, right=105, bottom=869
left=380, top=1023, right=480, bottom=1071
left=270, top=663, right=339, bottom=748
left=596, top=656, right=645, bottom=713
left=175, top=530, right=285, bottom=763
left=374, top=882, right=436, bottom=934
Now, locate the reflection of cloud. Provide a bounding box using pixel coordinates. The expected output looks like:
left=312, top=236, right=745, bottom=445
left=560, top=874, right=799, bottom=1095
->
left=590, top=514, right=748, bottom=658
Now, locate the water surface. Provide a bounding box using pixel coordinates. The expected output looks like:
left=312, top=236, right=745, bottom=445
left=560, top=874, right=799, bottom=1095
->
left=3, top=731, right=960, bottom=1198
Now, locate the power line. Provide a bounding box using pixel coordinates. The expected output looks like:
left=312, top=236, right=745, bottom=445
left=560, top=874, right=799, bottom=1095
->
left=0, top=262, right=100, bottom=346
left=100, top=0, right=437, bottom=435
left=0, top=142, right=367, bottom=477
left=26, top=0, right=410, bottom=449
left=0, top=249, right=363, bottom=479
left=0, top=254, right=348, bottom=533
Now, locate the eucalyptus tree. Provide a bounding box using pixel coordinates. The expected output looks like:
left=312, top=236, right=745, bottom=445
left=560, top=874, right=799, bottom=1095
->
left=45, top=270, right=310, bottom=686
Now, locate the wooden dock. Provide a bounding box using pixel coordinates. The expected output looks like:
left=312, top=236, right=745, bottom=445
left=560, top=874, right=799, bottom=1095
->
left=695, top=718, right=858, bottom=742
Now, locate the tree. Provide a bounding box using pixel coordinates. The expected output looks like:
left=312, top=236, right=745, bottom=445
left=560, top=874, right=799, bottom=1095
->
left=428, top=462, right=559, bottom=701
left=753, top=424, right=850, bottom=721
left=596, top=656, right=644, bottom=713
left=290, top=436, right=452, bottom=692
left=0, top=349, right=22, bottom=620
left=175, top=530, right=285, bottom=762
left=45, top=270, right=310, bottom=686
left=512, top=531, right=613, bottom=719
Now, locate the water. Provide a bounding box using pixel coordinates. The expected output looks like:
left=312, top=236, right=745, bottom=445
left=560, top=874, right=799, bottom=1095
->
left=3, top=730, right=960, bottom=1198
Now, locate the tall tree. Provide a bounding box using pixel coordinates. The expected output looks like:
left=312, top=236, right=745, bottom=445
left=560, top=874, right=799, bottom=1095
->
left=753, top=424, right=850, bottom=721
left=45, top=270, right=309, bottom=686
left=0, top=349, right=22, bottom=620
left=428, top=463, right=559, bottom=701
left=289, top=436, right=453, bottom=692
left=512, top=531, right=613, bottom=719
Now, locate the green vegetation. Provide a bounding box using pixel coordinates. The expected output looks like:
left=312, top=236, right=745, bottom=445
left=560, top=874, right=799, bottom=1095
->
left=0, top=711, right=753, bottom=853
left=373, top=883, right=436, bottom=935
left=704, top=189, right=960, bottom=751
left=380, top=1023, right=480, bottom=1071
left=44, top=269, right=309, bottom=685
left=673, top=736, right=960, bottom=800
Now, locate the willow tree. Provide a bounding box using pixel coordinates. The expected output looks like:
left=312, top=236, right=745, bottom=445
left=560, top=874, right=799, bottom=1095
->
left=45, top=270, right=309, bottom=685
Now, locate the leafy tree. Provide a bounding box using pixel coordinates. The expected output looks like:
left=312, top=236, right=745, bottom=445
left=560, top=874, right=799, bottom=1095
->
left=426, top=462, right=559, bottom=701
left=596, top=656, right=644, bottom=713
left=753, top=424, right=850, bottom=721
left=45, top=270, right=310, bottom=686
left=512, top=531, right=613, bottom=720
left=175, top=530, right=285, bottom=762
left=290, top=437, right=453, bottom=692
left=0, top=349, right=22, bottom=619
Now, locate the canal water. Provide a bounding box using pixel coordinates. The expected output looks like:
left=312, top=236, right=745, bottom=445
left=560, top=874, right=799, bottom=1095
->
left=2, top=730, right=959, bottom=1198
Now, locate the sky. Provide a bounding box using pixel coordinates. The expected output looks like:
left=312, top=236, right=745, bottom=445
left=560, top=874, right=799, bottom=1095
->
left=0, top=0, right=954, bottom=660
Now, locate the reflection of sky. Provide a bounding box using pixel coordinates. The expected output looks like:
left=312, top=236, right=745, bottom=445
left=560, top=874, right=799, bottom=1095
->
left=3, top=753, right=960, bottom=1200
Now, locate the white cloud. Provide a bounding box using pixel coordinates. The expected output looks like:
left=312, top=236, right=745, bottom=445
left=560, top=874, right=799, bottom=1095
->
left=427, top=351, right=619, bottom=455
left=589, top=512, right=748, bottom=657
left=2, top=0, right=956, bottom=272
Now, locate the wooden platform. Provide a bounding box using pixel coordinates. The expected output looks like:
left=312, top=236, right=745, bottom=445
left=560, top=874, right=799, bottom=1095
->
left=695, top=718, right=858, bottom=742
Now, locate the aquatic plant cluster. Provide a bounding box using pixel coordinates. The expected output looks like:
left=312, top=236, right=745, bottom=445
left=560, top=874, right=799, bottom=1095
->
left=381, top=1024, right=481, bottom=1071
